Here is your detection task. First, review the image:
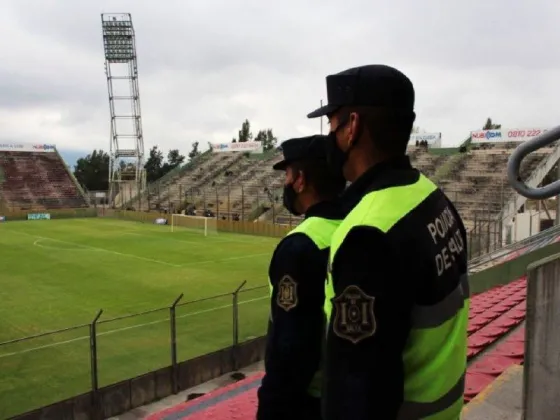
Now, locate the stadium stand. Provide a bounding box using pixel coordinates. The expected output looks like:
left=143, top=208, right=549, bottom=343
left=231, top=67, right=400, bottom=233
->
left=142, top=277, right=528, bottom=420
left=0, top=150, right=88, bottom=210
left=127, top=141, right=552, bottom=241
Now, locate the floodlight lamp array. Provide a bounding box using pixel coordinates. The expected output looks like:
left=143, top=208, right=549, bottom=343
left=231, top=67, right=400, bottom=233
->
left=103, top=40, right=134, bottom=61
left=102, top=20, right=134, bottom=61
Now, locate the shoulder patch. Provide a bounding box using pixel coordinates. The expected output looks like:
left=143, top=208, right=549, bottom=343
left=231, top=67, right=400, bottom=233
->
left=333, top=285, right=376, bottom=344
left=276, top=275, right=298, bottom=311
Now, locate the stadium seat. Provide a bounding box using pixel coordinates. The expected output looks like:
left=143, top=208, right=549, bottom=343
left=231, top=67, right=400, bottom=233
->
left=0, top=151, right=87, bottom=209
left=145, top=278, right=528, bottom=419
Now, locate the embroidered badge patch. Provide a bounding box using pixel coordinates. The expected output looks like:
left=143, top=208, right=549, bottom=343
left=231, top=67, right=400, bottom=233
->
left=333, top=285, right=376, bottom=344
left=276, top=275, right=298, bottom=311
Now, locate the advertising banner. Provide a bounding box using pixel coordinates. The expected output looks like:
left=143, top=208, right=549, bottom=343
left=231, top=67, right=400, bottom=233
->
left=409, top=133, right=442, bottom=148
left=154, top=218, right=168, bottom=225
left=27, top=213, right=51, bottom=220
left=211, top=141, right=263, bottom=153
left=0, top=216, right=5, bottom=223
left=0, top=143, right=56, bottom=152
left=470, top=128, right=549, bottom=144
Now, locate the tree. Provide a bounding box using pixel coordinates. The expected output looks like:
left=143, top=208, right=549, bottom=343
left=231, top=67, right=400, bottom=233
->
left=483, top=118, right=501, bottom=130
left=255, top=129, right=277, bottom=152
left=159, top=149, right=186, bottom=177
left=188, top=142, right=201, bottom=160
left=167, top=149, right=185, bottom=167
left=144, top=145, right=164, bottom=183
left=254, top=130, right=267, bottom=143
left=237, top=119, right=253, bottom=143
left=73, top=149, right=110, bottom=191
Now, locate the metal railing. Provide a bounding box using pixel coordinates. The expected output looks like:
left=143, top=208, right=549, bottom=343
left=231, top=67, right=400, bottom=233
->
left=508, top=126, right=560, bottom=199
left=0, top=283, right=268, bottom=419
left=508, top=126, right=560, bottom=419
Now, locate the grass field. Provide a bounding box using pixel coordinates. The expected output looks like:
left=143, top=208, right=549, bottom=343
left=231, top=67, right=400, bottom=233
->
left=0, top=217, right=278, bottom=418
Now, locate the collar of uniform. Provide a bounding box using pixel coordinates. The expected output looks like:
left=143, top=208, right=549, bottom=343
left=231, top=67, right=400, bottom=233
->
left=341, top=155, right=414, bottom=210
left=305, top=200, right=344, bottom=220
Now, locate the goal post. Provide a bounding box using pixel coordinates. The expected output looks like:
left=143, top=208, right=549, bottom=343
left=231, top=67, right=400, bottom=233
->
left=171, top=214, right=218, bottom=236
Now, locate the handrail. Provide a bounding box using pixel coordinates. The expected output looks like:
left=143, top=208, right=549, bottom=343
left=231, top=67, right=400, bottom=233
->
left=468, top=223, right=560, bottom=271
left=507, top=126, right=560, bottom=199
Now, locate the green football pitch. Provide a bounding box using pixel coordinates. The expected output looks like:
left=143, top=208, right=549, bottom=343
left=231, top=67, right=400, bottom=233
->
left=0, top=217, right=278, bottom=418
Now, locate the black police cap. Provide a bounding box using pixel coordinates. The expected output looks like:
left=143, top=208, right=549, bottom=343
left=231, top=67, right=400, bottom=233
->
left=273, top=135, right=328, bottom=170
left=307, top=64, right=415, bottom=118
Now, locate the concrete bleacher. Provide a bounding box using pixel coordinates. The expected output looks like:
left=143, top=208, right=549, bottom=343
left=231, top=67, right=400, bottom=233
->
left=136, top=277, right=528, bottom=420
left=438, top=146, right=552, bottom=228
left=130, top=140, right=552, bottom=234
left=0, top=151, right=88, bottom=210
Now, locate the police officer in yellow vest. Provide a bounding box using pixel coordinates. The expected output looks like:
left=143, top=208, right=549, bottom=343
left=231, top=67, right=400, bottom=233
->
left=307, top=65, right=469, bottom=420
left=257, top=135, right=346, bottom=420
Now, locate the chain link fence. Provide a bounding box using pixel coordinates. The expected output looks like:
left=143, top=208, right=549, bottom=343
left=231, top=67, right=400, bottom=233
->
left=0, top=283, right=268, bottom=419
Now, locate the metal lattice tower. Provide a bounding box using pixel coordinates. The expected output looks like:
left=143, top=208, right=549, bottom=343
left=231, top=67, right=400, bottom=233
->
left=101, top=13, right=145, bottom=206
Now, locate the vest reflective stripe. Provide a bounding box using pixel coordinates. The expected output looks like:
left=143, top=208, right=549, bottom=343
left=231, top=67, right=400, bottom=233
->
left=268, top=216, right=340, bottom=399
left=397, top=374, right=465, bottom=420
left=410, top=274, right=469, bottom=329
left=325, top=174, right=468, bottom=418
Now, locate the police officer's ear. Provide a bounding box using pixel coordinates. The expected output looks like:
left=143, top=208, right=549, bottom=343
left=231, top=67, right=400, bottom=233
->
left=293, top=169, right=306, bottom=193
left=346, top=111, right=363, bottom=148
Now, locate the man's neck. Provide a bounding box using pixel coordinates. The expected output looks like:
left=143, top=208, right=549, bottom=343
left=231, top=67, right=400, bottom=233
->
left=300, top=196, right=321, bottom=215
left=346, top=154, right=385, bottom=183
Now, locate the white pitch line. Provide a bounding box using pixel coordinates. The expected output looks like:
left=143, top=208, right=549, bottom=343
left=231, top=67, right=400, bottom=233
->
left=0, top=295, right=269, bottom=360
left=13, top=230, right=270, bottom=268
left=181, top=252, right=271, bottom=266
left=13, top=230, right=181, bottom=268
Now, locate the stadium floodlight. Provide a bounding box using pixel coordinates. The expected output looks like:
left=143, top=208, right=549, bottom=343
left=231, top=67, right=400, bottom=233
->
left=171, top=214, right=218, bottom=237
left=101, top=13, right=146, bottom=207
left=102, top=19, right=135, bottom=62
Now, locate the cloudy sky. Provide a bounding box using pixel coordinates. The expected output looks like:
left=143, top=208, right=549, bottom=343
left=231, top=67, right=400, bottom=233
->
left=0, top=0, right=558, bottom=163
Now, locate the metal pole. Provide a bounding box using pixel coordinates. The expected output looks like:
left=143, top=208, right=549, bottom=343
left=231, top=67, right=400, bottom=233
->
left=170, top=293, right=183, bottom=394
left=320, top=100, right=324, bottom=135
left=468, top=229, right=473, bottom=259
left=90, top=309, right=103, bottom=420
left=241, top=185, right=245, bottom=220
left=179, top=185, right=183, bottom=212
left=216, top=188, right=219, bottom=219
left=486, top=203, right=491, bottom=253
left=556, top=162, right=560, bottom=225
left=232, top=280, right=247, bottom=371
left=228, top=184, right=231, bottom=220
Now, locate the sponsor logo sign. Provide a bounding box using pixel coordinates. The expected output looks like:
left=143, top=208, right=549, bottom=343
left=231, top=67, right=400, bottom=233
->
left=27, top=213, right=51, bottom=220
left=0, top=143, right=56, bottom=152
left=471, top=128, right=549, bottom=143
left=211, top=141, right=263, bottom=153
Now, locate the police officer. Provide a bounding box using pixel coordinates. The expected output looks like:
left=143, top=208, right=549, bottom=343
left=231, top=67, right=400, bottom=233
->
left=257, top=135, right=346, bottom=420
left=307, top=65, right=469, bottom=419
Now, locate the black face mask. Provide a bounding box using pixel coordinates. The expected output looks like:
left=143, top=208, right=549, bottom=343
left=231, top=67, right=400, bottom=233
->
left=326, top=130, right=347, bottom=179
left=326, top=115, right=357, bottom=178
left=282, top=183, right=302, bottom=216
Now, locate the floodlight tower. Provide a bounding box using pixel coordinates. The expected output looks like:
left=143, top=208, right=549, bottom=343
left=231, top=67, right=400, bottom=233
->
left=101, top=13, right=146, bottom=206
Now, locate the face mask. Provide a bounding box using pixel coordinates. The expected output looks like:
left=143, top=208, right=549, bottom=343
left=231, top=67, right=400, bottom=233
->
left=326, top=130, right=347, bottom=178
left=282, top=183, right=302, bottom=216
left=326, top=114, right=362, bottom=179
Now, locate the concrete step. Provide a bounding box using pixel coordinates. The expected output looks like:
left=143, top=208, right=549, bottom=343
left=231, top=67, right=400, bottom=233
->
left=462, top=365, right=523, bottom=420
